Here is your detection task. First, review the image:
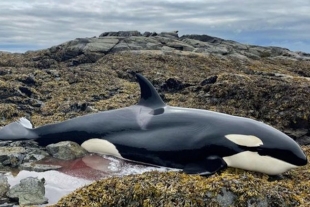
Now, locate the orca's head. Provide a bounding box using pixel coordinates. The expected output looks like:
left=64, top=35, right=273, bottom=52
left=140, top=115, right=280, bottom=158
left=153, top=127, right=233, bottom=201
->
left=222, top=121, right=307, bottom=175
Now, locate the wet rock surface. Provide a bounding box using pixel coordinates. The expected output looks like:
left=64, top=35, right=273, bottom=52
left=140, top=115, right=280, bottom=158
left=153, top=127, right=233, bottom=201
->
left=0, top=141, right=49, bottom=171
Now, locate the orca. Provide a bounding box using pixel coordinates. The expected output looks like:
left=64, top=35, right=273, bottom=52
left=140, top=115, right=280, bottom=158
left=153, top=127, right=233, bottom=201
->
left=0, top=73, right=307, bottom=175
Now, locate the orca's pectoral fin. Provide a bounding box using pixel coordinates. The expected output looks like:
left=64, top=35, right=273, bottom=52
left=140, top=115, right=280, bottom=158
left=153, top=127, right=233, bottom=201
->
left=183, top=156, right=227, bottom=176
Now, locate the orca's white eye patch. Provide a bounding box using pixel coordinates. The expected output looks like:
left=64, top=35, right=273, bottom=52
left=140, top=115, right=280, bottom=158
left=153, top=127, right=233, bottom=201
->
left=225, top=134, right=263, bottom=147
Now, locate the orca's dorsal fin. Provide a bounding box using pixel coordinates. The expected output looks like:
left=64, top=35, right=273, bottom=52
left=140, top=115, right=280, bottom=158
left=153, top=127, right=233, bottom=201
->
left=135, top=73, right=166, bottom=108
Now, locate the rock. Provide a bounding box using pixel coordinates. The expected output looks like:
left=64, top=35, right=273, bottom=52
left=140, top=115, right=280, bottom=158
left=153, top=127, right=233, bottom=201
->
left=165, top=41, right=194, bottom=51
left=19, top=163, right=62, bottom=172
left=216, top=188, right=236, bottom=207
left=143, top=31, right=152, bottom=37
left=207, top=44, right=232, bottom=55
left=54, top=169, right=308, bottom=206
left=1, top=29, right=310, bottom=206
left=296, top=135, right=310, bottom=145
left=182, top=38, right=210, bottom=48
left=0, top=174, right=9, bottom=197
left=83, top=37, right=119, bottom=53
left=0, top=141, right=48, bottom=170
left=18, top=74, right=36, bottom=85
left=36, top=58, right=58, bottom=69
left=159, top=31, right=179, bottom=39
left=22, top=148, right=49, bottom=163
left=46, top=141, right=88, bottom=160
left=8, top=140, right=38, bottom=148
left=201, top=76, right=218, bottom=86
left=99, top=31, right=142, bottom=37
left=0, top=147, right=26, bottom=167
left=180, top=34, right=223, bottom=43
left=19, top=30, right=309, bottom=69
left=0, top=202, right=13, bottom=207
left=0, top=141, right=48, bottom=171
left=161, top=78, right=191, bottom=92
left=6, top=177, right=48, bottom=206
left=57, top=101, right=91, bottom=113
left=111, top=42, right=130, bottom=53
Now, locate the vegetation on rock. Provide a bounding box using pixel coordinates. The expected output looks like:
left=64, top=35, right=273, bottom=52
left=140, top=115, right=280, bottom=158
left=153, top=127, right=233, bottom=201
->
left=51, top=147, right=309, bottom=207
left=1, top=32, right=310, bottom=206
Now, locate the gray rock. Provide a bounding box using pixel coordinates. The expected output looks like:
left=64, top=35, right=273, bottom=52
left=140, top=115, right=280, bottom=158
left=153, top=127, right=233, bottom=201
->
left=0, top=202, right=13, bottom=207
left=46, top=141, right=88, bottom=160
left=29, top=30, right=310, bottom=69
left=99, top=31, right=142, bottom=37
left=159, top=31, right=179, bottom=39
left=296, top=135, right=310, bottom=145
left=247, top=198, right=268, bottom=207
left=6, top=177, right=47, bottom=206
left=146, top=43, right=162, bottom=50
left=180, top=34, right=223, bottom=43
left=19, top=163, right=62, bottom=172
left=182, top=38, right=209, bottom=48
left=127, top=44, right=143, bottom=50
left=0, top=174, right=9, bottom=197
left=83, top=37, right=119, bottom=53
left=161, top=46, right=175, bottom=52
left=216, top=188, right=236, bottom=207
left=0, top=147, right=26, bottom=167
left=206, top=44, right=232, bottom=55
left=23, top=149, right=48, bottom=163
left=166, top=41, right=194, bottom=51
left=143, top=31, right=152, bottom=37
left=0, top=141, right=48, bottom=170
left=111, top=42, right=130, bottom=53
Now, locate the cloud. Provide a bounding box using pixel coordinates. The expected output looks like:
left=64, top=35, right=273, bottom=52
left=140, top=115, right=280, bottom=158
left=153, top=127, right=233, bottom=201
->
left=0, top=0, right=309, bottom=52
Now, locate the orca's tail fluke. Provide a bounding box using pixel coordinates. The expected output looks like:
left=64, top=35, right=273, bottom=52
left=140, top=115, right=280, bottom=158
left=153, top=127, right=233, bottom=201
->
left=0, top=117, right=38, bottom=141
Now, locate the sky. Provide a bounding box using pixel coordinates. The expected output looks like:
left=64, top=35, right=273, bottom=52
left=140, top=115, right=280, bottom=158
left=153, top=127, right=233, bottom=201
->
left=0, top=0, right=309, bottom=53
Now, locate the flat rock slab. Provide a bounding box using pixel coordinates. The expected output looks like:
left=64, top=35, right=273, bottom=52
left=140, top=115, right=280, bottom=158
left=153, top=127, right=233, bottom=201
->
left=19, top=163, right=62, bottom=172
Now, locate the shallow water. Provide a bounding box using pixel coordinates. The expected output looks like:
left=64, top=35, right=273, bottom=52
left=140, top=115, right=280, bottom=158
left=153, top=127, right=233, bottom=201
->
left=6, top=154, right=172, bottom=205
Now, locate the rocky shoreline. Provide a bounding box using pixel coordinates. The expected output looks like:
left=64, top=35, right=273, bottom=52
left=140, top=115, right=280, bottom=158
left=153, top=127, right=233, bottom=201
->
left=0, top=30, right=309, bottom=206
left=0, top=140, right=89, bottom=206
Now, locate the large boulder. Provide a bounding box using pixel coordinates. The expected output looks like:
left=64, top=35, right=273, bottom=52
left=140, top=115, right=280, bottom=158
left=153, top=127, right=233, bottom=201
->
left=46, top=141, right=88, bottom=160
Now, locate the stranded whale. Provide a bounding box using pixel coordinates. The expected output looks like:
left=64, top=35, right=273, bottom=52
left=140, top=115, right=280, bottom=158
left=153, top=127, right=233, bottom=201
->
left=0, top=73, right=307, bottom=175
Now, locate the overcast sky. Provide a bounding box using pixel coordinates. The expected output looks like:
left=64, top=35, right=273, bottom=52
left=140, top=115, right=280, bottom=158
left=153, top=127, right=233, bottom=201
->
left=0, top=0, right=309, bottom=53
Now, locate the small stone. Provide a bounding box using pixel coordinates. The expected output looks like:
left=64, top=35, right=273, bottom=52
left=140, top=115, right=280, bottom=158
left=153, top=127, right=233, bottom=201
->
left=200, top=76, right=218, bottom=86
